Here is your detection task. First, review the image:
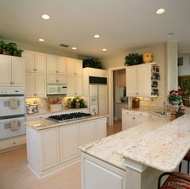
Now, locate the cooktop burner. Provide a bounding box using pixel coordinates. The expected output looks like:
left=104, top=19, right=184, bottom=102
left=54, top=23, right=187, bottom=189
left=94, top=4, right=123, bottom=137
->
left=48, top=112, right=92, bottom=123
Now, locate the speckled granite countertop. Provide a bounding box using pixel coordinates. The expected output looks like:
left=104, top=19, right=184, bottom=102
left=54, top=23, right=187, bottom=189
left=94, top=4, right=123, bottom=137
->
left=80, top=112, right=190, bottom=172
left=26, top=114, right=108, bottom=130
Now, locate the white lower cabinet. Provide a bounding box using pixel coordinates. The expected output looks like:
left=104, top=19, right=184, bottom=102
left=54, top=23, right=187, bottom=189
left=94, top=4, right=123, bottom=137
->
left=122, top=110, right=148, bottom=130
left=26, top=116, right=107, bottom=178
left=79, top=120, right=97, bottom=146
left=81, top=152, right=126, bottom=189
left=60, top=123, right=79, bottom=163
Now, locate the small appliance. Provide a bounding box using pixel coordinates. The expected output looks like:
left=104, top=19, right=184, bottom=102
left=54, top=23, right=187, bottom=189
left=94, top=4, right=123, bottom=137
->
left=47, top=83, right=67, bottom=95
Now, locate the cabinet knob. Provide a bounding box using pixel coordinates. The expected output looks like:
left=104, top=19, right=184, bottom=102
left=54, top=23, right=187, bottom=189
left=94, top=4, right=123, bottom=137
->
left=56, top=71, right=59, bottom=73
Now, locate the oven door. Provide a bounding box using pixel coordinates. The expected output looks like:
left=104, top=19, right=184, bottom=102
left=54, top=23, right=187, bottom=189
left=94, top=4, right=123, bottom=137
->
left=0, top=117, right=26, bottom=140
left=0, top=96, right=25, bottom=117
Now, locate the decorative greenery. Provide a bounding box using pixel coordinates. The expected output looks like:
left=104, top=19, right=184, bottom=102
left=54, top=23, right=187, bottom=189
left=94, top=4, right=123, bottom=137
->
left=124, top=53, right=143, bottom=66
left=0, top=40, right=23, bottom=57
left=83, top=58, right=103, bottom=69
left=70, top=97, right=86, bottom=109
left=168, top=90, right=183, bottom=103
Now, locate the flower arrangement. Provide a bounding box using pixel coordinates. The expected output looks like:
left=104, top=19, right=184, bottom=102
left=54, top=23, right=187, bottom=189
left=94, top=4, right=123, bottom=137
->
left=168, top=90, right=183, bottom=104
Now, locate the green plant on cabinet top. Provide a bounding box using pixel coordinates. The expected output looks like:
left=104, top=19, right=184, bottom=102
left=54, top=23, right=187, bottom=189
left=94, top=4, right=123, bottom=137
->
left=83, top=58, right=103, bottom=69
left=124, top=53, right=143, bottom=66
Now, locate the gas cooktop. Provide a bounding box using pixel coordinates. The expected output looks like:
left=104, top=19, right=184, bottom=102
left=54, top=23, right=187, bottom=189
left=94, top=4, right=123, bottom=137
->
left=48, top=112, right=92, bottom=123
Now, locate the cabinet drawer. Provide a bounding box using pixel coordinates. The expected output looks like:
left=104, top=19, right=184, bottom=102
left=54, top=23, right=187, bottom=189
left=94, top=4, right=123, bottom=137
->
left=135, top=111, right=148, bottom=117
left=122, top=110, right=134, bottom=115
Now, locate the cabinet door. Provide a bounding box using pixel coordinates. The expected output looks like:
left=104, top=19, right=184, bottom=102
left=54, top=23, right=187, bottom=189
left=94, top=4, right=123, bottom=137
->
left=35, top=73, right=46, bottom=97
left=75, top=59, right=83, bottom=75
left=22, top=50, right=34, bottom=72
left=57, top=56, right=67, bottom=74
left=0, top=55, right=11, bottom=86
left=11, top=57, right=25, bottom=86
left=126, top=66, right=138, bottom=96
left=67, top=58, right=76, bottom=75
left=79, top=120, right=96, bottom=146
left=66, top=75, right=76, bottom=96
left=34, top=52, right=46, bottom=73
left=39, top=127, right=60, bottom=171
left=47, top=74, right=57, bottom=83
left=46, top=54, right=57, bottom=74
left=96, top=118, right=106, bottom=140
left=122, top=115, right=135, bottom=130
left=25, top=72, right=35, bottom=97
left=57, top=74, right=66, bottom=84
left=138, top=64, right=151, bottom=96
left=60, top=124, right=79, bottom=163
left=75, top=75, right=83, bottom=96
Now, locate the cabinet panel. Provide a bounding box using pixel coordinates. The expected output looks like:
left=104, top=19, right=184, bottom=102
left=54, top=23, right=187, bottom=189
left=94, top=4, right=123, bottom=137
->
left=96, top=118, right=107, bottom=140
left=40, top=127, right=60, bottom=171
left=35, top=73, right=46, bottom=97
left=0, top=55, right=11, bottom=86
left=57, top=56, right=67, bottom=74
left=25, top=73, right=35, bottom=97
left=60, top=124, right=79, bottom=163
left=75, top=75, right=83, bottom=96
left=35, top=52, right=46, bottom=73
left=11, top=57, right=25, bottom=86
left=46, top=54, right=57, bottom=74
left=22, top=50, right=34, bottom=72
left=67, top=75, right=76, bottom=96
left=80, top=120, right=96, bottom=146
left=135, top=116, right=148, bottom=125
left=122, top=115, right=135, bottom=130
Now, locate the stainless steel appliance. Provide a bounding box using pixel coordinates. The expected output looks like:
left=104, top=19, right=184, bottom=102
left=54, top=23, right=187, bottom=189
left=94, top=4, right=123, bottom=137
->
left=48, top=112, right=92, bottom=123
left=47, top=83, right=67, bottom=95
left=0, top=88, right=26, bottom=140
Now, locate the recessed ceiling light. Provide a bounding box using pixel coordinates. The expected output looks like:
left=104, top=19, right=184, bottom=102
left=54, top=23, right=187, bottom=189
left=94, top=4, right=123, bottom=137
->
left=42, top=14, right=50, bottom=20
left=94, top=34, right=100, bottom=38
left=102, top=49, right=107, bottom=51
left=72, top=47, right=77, bottom=50
left=156, top=8, right=165, bottom=14
left=38, top=38, right=44, bottom=42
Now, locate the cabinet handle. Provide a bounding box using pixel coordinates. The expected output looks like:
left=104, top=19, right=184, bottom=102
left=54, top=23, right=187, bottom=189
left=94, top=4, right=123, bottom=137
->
left=56, top=71, right=58, bottom=73
left=133, top=117, right=135, bottom=119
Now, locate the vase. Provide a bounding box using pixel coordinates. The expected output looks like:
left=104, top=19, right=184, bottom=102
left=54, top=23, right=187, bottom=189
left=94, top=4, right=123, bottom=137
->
left=171, top=101, right=180, bottom=105
left=143, top=53, right=153, bottom=63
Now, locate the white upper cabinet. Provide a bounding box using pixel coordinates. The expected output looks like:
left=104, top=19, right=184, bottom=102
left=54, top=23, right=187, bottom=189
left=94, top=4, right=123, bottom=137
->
left=66, top=58, right=83, bottom=96
left=0, top=55, right=25, bottom=87
left=23, top=50, right=46, bottom=73
left=126, top=64, right=152, bottom=97
left=46, top=54, right=67, bottom=84
left=67, top=58, right=83, bottom=76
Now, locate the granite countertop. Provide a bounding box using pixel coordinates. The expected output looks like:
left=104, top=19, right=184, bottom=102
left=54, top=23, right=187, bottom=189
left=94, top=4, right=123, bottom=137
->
left=79, top=112, right=190, bottom=172
left=26, top=114, right=108, bottom=130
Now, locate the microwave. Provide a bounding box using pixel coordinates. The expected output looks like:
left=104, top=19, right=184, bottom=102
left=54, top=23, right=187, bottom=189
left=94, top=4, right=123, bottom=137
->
left=47, top=83, right=67, bottom=95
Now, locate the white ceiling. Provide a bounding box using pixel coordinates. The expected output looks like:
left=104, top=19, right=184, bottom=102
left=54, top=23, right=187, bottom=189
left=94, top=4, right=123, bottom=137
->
left=0, top=0, right=190, bottom=59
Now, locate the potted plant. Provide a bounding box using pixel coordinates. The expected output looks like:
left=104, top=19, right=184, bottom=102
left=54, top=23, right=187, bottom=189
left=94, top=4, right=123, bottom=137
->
left=83, top=58, right=103, bottom=69
left=0, top=40, right=23, bottom=57
left=124, top=53, right=143, bottom=66
left=168, top=90, right=183, bottom=105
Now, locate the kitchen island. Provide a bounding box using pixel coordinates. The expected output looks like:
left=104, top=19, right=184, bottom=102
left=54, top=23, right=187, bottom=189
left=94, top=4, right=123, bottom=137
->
left=79, top=112, right=190, bottom=189
left=26, top=114, right=107, bottom=178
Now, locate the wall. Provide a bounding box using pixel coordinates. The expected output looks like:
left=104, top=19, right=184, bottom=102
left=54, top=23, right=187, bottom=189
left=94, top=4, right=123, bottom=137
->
left=178, top=54, right=190, bottom=76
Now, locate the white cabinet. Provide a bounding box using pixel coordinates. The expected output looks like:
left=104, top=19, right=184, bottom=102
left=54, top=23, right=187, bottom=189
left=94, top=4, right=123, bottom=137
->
left=67, top=58, right=83, bottom=76
left=39, top=127, right=60, bottom=171
left=47, top=54, right=67, bottom=84
left=25, top=72, right=46, bottom=97
left=23, top=50, right=46, bottom=73
left=0, top=55, right=25, bottom=87
left=122, top=110, right=148, bottom=130
left=60, top=123, right=79, bottom=163
left=126, top=63, right=152, bottom=97
left=23, top=50, right=46, bottom=97
left=96, top=117, right=107, bottom=140
left=79, top=120, right=97, bottom=146
left=67, top=58, right=83, bottom=96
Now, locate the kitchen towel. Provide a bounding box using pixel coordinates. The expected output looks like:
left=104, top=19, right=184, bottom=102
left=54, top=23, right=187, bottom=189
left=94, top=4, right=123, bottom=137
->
left=10, top=120, right=19, bottom=131
left=9, top=98, right=18, bottom=109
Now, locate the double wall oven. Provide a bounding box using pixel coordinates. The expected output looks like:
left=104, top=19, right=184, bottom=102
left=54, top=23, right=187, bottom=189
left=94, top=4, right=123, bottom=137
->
left=0, top=88, right=26, bottom=140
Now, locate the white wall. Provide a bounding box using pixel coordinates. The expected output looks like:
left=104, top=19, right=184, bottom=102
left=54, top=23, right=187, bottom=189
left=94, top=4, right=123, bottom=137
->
left=178, top=55, right=190, bottom=76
